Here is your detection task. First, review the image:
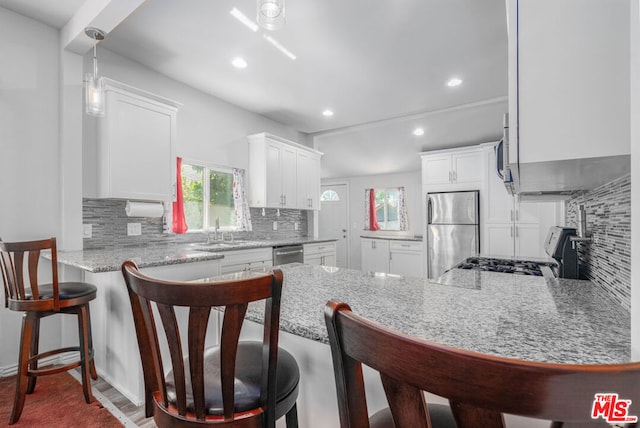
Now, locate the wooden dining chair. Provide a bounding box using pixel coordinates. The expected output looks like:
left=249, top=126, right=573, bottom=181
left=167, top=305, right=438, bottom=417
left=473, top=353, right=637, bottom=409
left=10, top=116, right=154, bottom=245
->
left=0, top=237, right=98, bottom=425
left=325, top=300, right=640, bottom=428
left=121, top=260, right=300, bottom=428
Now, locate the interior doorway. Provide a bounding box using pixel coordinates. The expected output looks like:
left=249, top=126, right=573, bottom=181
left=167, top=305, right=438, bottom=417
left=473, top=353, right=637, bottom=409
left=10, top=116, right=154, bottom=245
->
left=319, top=183, right=349, bottom=268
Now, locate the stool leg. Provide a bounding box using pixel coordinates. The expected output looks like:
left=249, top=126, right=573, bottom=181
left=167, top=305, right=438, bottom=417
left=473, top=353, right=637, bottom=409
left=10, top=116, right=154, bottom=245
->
left=10, top=313, right=35, bottom=425
left=85, top=304, right=98, bottom=381
left=77, top=304, right=94, bottom=404
left=26, top=315, right=41, bottom=394
left=285, top=403, right=299, bottom=428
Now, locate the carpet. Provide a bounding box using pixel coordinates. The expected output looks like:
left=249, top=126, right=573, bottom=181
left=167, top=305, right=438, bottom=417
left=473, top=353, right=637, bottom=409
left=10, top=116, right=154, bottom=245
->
left=0, top=372, right=124, bottom=427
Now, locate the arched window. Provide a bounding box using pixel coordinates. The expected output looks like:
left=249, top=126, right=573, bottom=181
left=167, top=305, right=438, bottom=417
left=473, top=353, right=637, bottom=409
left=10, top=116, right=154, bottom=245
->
left=320, top=189, right=340, bottom=201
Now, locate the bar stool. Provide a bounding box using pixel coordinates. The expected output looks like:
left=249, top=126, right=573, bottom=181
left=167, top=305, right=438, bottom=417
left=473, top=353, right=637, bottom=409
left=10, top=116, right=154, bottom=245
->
left=325, top=299, right=640, bottom=428
left=122, top=261, right=300, bottom=427
left=0, top=237, right=98, bottom=425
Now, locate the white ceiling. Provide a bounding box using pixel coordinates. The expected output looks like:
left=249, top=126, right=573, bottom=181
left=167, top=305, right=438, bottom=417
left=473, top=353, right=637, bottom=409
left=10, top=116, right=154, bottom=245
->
left=0, top=0, right=508, bottom=178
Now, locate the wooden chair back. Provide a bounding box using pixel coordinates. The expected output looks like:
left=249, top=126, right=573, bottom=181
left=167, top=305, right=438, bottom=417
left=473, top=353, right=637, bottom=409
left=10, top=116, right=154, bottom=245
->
left=325, top=300, right=640, bottom=428
left=122, top=260, right=285, bottom=427
left=0, top=237, right=61, bottom=312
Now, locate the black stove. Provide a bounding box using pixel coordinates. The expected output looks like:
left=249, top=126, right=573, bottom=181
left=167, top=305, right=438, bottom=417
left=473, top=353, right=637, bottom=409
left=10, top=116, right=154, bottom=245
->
left=453, top=257, right=555, bottom=276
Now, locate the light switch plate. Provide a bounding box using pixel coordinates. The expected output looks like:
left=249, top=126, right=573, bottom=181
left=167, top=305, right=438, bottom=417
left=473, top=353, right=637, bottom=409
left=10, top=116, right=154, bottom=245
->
left=83, top=224, right=92, bottom=239
left=272, top=221, right=278, bottom=231
left=127, top=223, right=142, bottom=236
left=294, top=222, right=299, bottom=231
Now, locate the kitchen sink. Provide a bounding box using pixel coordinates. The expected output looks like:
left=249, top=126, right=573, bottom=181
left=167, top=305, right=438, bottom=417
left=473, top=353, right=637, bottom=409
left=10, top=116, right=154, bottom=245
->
left=188, top=242, right=235, bottom=252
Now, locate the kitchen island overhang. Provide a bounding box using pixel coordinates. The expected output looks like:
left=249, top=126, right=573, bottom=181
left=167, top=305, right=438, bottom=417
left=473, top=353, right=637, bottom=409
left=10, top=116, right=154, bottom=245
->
left=223, top=263, right=630, bottom=365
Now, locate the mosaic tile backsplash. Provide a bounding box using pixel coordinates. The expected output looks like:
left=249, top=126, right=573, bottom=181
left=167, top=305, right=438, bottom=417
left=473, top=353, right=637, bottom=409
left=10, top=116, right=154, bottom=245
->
left=565, top=174, right=630, bottom=310
left=83, top=198, right=309, bottom=250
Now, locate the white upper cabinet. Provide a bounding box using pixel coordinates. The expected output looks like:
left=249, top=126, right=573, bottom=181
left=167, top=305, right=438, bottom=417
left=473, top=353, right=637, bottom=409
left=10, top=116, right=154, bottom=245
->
left=421, top=147, right=484, bottom=191
left=296, top=150, right=321, bottom=210
left=506, top=0, right=630, bottom=193
left=91, top=79, right=179, bottom=201
left=248, top=133, right=322, bottom=210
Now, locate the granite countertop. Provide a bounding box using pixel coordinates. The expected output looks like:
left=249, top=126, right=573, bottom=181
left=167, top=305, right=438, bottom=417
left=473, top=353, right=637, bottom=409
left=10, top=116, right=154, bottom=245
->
left=49, top=237, right=336, bottom=273
left=360, top=235, right=423, bottom=242
left=208, top=264, right=630, bottom=365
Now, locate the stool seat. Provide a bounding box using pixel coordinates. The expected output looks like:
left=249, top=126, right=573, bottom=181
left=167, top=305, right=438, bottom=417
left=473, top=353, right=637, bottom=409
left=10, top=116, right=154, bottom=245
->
left=26, top=282, right=97, bottom=301
left=369, top=404, right=457, bottom=428
left=166, top=342, right=299, bottom=415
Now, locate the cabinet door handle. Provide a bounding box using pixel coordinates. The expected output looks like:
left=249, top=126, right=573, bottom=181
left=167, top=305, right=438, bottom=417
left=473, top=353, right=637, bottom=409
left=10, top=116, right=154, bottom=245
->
left=515, top=226, right=519, bottom=238
left=510, top=226, right=514, bottom=237
left=453, top=171, right=457, bottom=182
left=515, top=210, right=519, bottom=221
left=448, top=171, right=452, bottom=182
left=510, top=210, right=514, bottom=221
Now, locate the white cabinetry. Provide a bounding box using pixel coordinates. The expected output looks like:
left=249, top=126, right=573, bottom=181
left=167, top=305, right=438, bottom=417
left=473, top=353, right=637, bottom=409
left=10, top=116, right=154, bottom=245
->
left=219, top=248, right=273, bottom=274
left=389, top=240, right=424, bottom=278
left=506, top=0, right=630, bottom=193
left=360, top=238, right=390, bottom=274
left=296, top=151, right=321, bottom=210
left=421, top=147, right=483, bottom=190
left=361, top=238, right=424, bottom=277
left=85, top=259, right=220, bottom=405
left=482, top=144, right=559, bottom=259
left=303, top=242, right=337, bottom=266
left=248, top=133, right=323, bottom=210
left=93, top=79, right=179, bottom=201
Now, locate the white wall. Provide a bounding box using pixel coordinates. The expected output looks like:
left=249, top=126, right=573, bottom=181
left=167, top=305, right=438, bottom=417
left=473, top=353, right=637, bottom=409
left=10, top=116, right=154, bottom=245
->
left=0, top=6, right=64, bottom=372
left=82, top=47, right=308, bottom=197
left=324, top=171, right=422, bottom=270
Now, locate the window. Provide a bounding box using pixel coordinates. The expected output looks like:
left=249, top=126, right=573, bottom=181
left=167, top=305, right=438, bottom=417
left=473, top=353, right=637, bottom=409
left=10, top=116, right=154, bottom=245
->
left=181, top=162, right=237, bottom=231
left=320, top=189, right=340, bottom=202
left=364, top=187, right=408, bottom=231
left=374, top=188, right=400, bottom=230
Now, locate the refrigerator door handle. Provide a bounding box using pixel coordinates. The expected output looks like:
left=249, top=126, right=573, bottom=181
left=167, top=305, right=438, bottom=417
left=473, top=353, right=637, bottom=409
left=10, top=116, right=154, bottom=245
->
left=427, top=196, right=433, bottom=224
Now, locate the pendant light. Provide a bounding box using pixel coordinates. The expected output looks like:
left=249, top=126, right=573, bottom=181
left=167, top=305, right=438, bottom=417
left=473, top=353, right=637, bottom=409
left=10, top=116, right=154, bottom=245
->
left=257, top=0, right=285, bottom=31
left=84, top=27, right=106, bottom=117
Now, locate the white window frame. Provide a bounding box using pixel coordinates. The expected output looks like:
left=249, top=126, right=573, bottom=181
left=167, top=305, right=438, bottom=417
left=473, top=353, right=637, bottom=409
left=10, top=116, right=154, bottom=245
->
left=182, top=159, right=237, bottom=232
left=375, top=188, right=400, bottom=231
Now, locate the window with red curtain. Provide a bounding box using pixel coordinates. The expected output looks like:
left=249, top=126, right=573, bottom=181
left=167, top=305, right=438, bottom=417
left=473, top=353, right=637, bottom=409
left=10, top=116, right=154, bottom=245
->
left=172, top=157, right=189, bottom=234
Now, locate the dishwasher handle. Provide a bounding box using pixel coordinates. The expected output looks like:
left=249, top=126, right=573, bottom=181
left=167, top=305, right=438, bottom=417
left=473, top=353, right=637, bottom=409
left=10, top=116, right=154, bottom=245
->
left=274, top=249, right=303, bottom=256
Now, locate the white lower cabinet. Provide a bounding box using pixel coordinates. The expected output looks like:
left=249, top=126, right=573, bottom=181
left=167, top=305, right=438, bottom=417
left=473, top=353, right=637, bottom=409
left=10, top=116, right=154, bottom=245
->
left=361, top=238, right=424, bottom=278
left=303, top=242, right=337, bottom=266
left=84, top=259, right=221, bottom=405
left=389, top=241, right=425, bottom=278
left=220, top=248, right=273, bottom=274
left=361, top=238, right=390, bottom=273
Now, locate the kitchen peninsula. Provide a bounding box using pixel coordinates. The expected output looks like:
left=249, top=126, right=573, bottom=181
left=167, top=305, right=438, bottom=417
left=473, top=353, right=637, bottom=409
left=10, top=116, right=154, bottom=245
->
left=53, top=246, right=630, bottom=427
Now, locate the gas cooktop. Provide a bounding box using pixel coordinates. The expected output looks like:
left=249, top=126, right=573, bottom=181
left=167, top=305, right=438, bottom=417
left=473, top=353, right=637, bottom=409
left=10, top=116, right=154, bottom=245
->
left=453, top=257, right=555, bottom=276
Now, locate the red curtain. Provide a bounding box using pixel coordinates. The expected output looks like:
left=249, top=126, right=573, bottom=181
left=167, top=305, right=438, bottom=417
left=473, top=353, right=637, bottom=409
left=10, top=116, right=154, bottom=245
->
left=172, top=157, right=189, bottom=234
left=369, top=189, right=380, bottom=231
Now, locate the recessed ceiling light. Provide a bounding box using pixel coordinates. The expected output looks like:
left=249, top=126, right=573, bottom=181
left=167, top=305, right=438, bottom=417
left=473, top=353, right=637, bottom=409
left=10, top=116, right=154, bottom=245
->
left=231, top=57, right=248, bottom=69
left=322, top=109, right=334, bottom=117
left=413, top=127, right=425, bottom=136
left=230, top=8, right=259, bottom=32
left=447, top=78, right=463, bottom=87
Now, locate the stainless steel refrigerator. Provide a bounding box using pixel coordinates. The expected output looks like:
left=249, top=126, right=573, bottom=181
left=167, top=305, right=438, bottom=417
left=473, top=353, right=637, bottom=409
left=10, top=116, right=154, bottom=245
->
left=427, top=191, right=480, bottom=279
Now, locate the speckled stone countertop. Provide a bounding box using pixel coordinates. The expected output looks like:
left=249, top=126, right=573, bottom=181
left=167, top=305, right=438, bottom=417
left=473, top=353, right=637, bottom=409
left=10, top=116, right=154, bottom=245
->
left=50, top=238, right=336, bottom=273
left=360, top=235, right=423, bottom=242
left=208, top=264, right=630, bottom=365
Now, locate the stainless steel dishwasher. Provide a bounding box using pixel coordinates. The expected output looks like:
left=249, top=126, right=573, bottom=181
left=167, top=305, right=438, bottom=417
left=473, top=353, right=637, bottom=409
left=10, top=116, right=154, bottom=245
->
left=272, top=245, right=304, bottom=265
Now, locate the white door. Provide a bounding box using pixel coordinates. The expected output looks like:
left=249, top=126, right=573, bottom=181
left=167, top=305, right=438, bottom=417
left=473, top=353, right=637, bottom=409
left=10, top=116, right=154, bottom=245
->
left=319, top=184, right=349, bottom=268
